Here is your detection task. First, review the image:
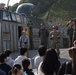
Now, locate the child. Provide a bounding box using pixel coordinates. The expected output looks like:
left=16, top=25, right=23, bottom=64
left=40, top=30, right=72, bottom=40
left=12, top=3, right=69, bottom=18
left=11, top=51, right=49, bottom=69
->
left=22, top=59, right=34, bottom=75
left=11, top=64, right=23, bottom=75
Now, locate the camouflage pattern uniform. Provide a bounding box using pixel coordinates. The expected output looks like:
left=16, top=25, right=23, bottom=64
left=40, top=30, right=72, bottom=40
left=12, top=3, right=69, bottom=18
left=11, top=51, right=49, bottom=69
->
left=49, top=26, right=60, bottom=57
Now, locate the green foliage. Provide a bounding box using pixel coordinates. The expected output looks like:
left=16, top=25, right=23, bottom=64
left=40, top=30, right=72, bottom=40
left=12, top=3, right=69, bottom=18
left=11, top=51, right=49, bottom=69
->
left=40, top=0, right=76, bottom=23
left=19, top=0, right=29, bottom=4
left=10, top=0, right=76, bottom=23
left=10, top=3, right=19, bottom=12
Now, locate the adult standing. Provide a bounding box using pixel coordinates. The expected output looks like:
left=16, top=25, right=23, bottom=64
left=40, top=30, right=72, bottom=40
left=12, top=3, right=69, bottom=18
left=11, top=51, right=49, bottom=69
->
left=38, top=49, right=60, bottom=75
left=62, top=26, right=69, bottom=48
left=39, top=23, right=49, bottom=48
left=57, top=40, right=76, bottom=75
left=67, top=20, right=73, bottom=47
left=49, top=25, right=60, bottom=58
left=57, top=49, right=72, bottom=75
left=72, top=20, right=76, bottom=42
left=18, top=30, right=29, bottom=49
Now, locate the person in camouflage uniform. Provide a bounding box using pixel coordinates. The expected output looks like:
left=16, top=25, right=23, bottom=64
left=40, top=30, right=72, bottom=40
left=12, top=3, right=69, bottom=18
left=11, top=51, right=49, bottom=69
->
left=39, top=23, right=49, bottom=48
left=49, top=25, right=60, bottom=58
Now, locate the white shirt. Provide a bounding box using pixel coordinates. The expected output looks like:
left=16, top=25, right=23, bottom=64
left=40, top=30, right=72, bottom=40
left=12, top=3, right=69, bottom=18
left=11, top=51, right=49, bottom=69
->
left=38, top=62, right=44, bottom=75
left=13, top=55, right=32, bottom=69
left=34, top=55, right=43, bottom=68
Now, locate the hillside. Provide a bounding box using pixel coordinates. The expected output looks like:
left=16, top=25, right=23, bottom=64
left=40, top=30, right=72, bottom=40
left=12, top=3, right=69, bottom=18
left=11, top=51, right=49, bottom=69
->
left=44, top=0, right=76, bottom=24
left=10, top=0, right=76, bottom=24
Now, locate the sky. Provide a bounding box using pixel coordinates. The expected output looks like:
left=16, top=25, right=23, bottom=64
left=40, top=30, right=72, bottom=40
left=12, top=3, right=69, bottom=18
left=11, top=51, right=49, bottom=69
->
left=0, top=0, right=20, bottom=6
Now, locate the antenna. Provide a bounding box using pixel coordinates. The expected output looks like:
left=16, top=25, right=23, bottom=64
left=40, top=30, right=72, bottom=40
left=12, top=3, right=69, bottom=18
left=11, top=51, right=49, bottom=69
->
left=7, top=0, right=10, bottom=10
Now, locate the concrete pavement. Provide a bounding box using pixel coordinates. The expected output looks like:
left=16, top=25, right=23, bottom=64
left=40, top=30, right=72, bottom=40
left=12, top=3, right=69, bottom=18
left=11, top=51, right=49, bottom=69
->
left=12, top=50, right=38, bottom=60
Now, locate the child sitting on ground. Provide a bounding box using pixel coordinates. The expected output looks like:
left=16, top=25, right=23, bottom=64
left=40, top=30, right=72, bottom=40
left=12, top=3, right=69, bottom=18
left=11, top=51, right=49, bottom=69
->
left=22, top=58, right=34, bottom=75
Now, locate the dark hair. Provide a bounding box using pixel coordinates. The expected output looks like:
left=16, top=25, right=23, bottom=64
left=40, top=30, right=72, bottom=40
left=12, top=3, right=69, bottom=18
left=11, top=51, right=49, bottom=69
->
left=73, top=40, right=76, bottom=45
left=74, top=20, right=76, bottom=22
left=68, top=49, right=73, bottom=58
left=40, top=23, right=45, bottom=26
left=22, top=59, right=30, bottom=70
left=20, top=48, right=27, bottom=55
left=38, top=45, right=47, bottom=56
left=0, top=52, right=7, bottom=63
left=4, top=49, right=11, bottom=57
left=41, top=49, right=60, bottom=75
left=12, top=64, right=22, bottom=75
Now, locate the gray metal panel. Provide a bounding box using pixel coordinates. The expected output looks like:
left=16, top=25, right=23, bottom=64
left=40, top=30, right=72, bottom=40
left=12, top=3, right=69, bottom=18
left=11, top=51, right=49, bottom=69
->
left=10, top=24, right=14, bottom=51
left=33, top=28, right=40, bottom=49
left=16, top=25, right=18, bottom=50
left=8, top=22, right=19, bottom=51
left=13, top=24, right=18, bottom=51
left=6, top=41, right=10, bottom=49
left=6, top=22, right=10, bottom=50
left=0, top=20, right=19, bottom=51
left=2, top=22, right=6, bottom=32
left=17, top=24, right=22, bottom=26
left=2, top=22, right=11, bottom=50
left=3, top=41, right=7, bottom=50
left=2, top=21, right=6, bottom=51
left=6, top=22, right=10, bottom=32
left=0, top=21, right=2, bottom=51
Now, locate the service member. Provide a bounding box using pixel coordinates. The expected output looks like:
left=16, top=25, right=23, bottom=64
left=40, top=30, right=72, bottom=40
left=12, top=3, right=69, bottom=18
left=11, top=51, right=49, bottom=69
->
left=49, top=25, right=60, bottom=58
left=39, top=23, right=49, bottom=48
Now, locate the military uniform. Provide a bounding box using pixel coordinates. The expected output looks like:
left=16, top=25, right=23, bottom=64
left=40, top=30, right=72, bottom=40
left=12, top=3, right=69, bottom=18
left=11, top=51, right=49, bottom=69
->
left=67, top=26, right=73, bottom=47
left=49, top=28, right=60, bottom=57
left=39, top=28, right=49, bottom=48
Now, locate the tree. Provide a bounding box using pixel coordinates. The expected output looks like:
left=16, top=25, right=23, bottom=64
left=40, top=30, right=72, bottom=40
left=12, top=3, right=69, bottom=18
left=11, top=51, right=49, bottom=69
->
left=10, top=3, right=19, bottom=12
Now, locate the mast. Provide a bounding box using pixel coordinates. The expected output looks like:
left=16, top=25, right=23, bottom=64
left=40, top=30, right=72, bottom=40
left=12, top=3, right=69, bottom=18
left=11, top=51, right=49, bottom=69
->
left=7, top=0, right=10, bottom=10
